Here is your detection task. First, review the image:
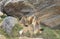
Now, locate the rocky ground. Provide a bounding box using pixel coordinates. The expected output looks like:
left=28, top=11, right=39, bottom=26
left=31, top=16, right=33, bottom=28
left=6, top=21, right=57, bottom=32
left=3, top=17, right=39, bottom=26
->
left=0, top=0, right=60, bottom=39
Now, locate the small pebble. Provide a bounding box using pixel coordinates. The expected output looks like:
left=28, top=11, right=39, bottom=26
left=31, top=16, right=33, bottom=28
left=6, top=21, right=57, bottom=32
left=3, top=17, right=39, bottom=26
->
left=0, top=11, right=3, bottom=16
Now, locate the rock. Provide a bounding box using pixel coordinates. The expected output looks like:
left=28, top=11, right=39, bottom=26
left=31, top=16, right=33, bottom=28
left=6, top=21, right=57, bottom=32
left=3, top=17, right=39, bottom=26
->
left=0, top=0, right=7, bottom=11
left=0, top=35, right=6, bottom=39
left=1, top=0, right=60, bottom=19
left=0, top=11, right=3, bottom=16
left=0, top=11, right=4, bottom=20
left=3, top=0, right=34, bottom=18
left=1, top=16, right=18, bottom=35
left=27, top=0, right=56, bottom=10
left=41, top=15, right=60, bottom=29
left=0, top=1, right=2, bottom=11
left=55, top=0, right=60, bottom=6
left=19, top=30, right=23, bottom=36
left=39, top=12, right=59, bottom=21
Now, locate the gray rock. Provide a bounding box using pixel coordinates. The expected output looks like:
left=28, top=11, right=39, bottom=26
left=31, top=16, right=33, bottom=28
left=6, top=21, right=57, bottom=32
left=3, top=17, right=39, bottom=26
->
left=2, top=0, right=59, bottom=17
left=0, top=0, right=3, bottom=11
left=0, top=0, right=60, bottom=19
left=0, top=0, right=7, bottom=11
left=1, top=16, right=18, bottom=35
left=34, top=0, right=56, bottom=11
left=3, top=0, right=34, bottom=18
left=41, top=15, right=60, bottom=29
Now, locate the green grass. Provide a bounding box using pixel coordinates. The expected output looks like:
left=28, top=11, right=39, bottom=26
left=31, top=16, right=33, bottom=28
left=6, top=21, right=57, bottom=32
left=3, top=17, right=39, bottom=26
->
left=40, top=26, right=60, bottom=39
left=0, top=26, right=10, bottom=39
left=1, top=14, right=7, bottom=19
left=0, top=25, right=60, bottom=39
left=0, top=23, right=23, bottom=39
left=0, top=23, right=60, bottom=39
left=0, top=15, right=23, bottom=39
left=31, top=26, right=60, bottom=39
left=12, top=24, right=23, bottom=37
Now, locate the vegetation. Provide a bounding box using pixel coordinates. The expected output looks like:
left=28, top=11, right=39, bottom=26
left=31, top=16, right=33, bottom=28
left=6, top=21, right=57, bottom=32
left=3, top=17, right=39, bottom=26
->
left=40, top=26, right=60, bottom=39
left=12, top=24, right=23, bottom=37
left=0, top=14, right=60, bottom=39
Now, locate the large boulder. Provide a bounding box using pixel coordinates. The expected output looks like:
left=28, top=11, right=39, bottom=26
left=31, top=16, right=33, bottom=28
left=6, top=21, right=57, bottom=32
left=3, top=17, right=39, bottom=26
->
left=3, top=0, right=34, bottom=18
left=1, top=16, right=18, bottom=36
left=41, top=15, right=60, bottom=29
left=2, top=0, right=56, bottom=19
left=0, top=0, right=7, bottom=11
left=27, top=0, right=56, bottom=10
left=1, top=0, right=60, bottom=18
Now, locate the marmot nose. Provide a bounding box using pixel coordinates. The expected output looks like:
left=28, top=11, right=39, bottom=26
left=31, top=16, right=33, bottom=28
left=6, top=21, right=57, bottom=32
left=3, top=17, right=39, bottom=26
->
left=39, top=28, right=44, bottom=33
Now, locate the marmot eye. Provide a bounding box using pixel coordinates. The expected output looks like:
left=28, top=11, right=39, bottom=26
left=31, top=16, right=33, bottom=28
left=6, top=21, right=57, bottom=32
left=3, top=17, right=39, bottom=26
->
left=25, top=25, right=28, bottom=27
left=40, top=29, right=44, bottom=31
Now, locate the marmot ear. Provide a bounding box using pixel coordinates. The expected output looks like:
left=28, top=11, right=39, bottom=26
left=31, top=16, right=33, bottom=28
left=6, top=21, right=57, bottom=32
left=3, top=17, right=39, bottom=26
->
left=19, top=16, right=27, bottom=25
left=27, top=16, right=34, bottom=24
